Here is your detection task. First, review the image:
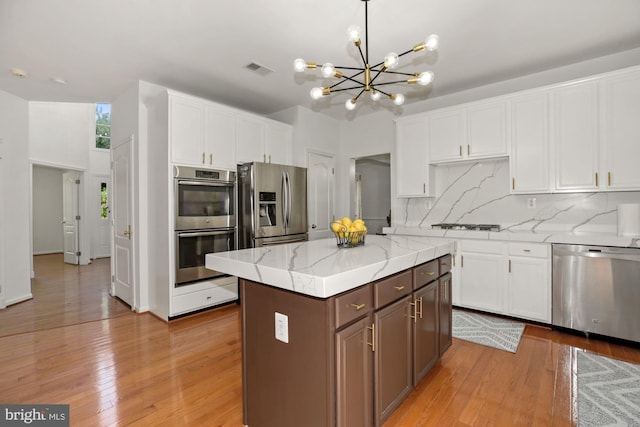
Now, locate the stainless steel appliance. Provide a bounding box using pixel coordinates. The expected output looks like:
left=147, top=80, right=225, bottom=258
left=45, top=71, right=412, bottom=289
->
left=552, top=244, right=640, bottom=343
left=174, top=165, right=235, bottom=230
left=237, top=162, right=307, bottom=248
left=173, top=165, right=236, bottom=285
left=175, top=228, right=235, bottom=285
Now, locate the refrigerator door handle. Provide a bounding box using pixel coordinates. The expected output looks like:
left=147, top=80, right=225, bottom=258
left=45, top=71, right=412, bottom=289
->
left=286, top=171, right=292, bottom=230
left=281, top=170, right=288, bottom=229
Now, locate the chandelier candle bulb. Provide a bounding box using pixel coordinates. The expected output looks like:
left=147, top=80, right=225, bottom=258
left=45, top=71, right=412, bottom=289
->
left=294, top=0, right=439, bottom=110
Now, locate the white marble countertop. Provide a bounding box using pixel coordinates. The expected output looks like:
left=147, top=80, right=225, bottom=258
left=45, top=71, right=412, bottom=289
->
left=205, top=235, right=454, bottom=298
left=383, top=226, right=640, bottom=248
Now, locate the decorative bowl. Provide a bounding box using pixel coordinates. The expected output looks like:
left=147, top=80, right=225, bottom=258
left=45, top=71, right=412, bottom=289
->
left=333, top=230, right=367, bottom=248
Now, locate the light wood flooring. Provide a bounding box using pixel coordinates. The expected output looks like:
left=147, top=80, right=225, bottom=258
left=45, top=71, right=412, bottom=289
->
left=0, top=254, right=131, bottom=337
left=1, top=259, right=639, bottom=426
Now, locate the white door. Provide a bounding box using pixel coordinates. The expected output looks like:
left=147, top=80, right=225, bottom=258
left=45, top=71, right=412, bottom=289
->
left=111, top=136, right=134, bottom=308
left=307, top=152, right=335, bottom=240
left=62, top=171, right=80, bottom=265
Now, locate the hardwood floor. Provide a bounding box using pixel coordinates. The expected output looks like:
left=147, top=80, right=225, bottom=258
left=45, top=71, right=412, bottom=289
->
left=1, top=260, right=639, bottom=426
left=0, top=254, right=131, bottom=337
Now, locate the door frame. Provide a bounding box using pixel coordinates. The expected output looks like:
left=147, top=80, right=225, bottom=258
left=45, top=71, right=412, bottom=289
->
left=29, top=161, right=90, bottom=276
left=307, top=149, right=336, bottom=240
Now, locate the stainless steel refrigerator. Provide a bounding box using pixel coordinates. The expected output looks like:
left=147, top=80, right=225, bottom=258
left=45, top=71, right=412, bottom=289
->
left=237, top=162, right=308, bottom=248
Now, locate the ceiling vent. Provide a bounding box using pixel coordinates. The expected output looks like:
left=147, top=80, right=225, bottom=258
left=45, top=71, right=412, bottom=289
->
left=245, top=62, right=274, bottom=76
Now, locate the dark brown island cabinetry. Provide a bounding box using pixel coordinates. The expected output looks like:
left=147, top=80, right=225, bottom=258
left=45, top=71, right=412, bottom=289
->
left=241, top=254, right=452, bottom=427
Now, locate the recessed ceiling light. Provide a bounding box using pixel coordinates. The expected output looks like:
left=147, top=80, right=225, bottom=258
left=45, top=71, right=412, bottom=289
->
left=50, top=77, right=67, bottom=85
left=11, top=68, right=27, bottom=78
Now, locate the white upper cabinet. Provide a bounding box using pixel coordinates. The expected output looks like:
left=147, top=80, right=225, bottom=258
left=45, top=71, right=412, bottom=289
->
left=204, top=104, right=237, bottom=170
left=510, top=92, right=551, bottom=193
left=169, top=92, right=237, bottom=170
left=395, top=115, right=433, bottom=197
left=428, top=109, right=465, bottom=163
left=552, top=79, right=600, bottom=192
left=429, top=100, right=508, bottom=163
left=601, top=68, right=640, bottom=191
left=236, top=114, right=292, bottom=165
left=466, top=100, right=508, bottom=158
left=169, top=94, right=206, bottom=166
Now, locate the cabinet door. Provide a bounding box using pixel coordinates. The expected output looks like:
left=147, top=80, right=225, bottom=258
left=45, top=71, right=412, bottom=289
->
left=374, top=295, right=412, bottom=427
left=553, top=80, right=599, bottom=191
left=429, top=109, right=465, bottom=162
left=412, top=281, right=438, bottom=387
left=170, top=95, right=206, bottom=165
left=459, top=251, right=505, bottom=314
left=204, top=105, right=237, bottom=170
left=395, top=116, right=432, bottom=197
left=510, top=92, right=551, bottom=193
left=508, top=256, right=550, bottom=323
left=601, top=69, right=640, bottom=190
left=336, top=315, right=373, bottom=427
left=466, top=100, right=508, bottom=159
left=236, top=114, right=265, bottom=164
left=264, top=122, right=292, bottom=165
left=439, top=273, right=452, bottom=356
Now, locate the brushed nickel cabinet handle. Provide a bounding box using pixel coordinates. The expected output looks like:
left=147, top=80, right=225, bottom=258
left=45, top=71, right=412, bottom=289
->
left=461, top=255, right=464, bottom=268
left=467, top=144, right=470, bottom=156
left=508, top=259, right=512, bottom=273
left=459, top=145, right=462, bottom=157
left=595, top=172, right=599, bottom=187
left=209, top=153, right=213, bottom=165
left=350, top=303, right=365, bottom=311
left=202, top=152, right=205, bottom=164
left=423, top=183, right=426, bottom=193
left=608, top=172, right=611, bottom=187
left=512, top=177, right=515, bottom=190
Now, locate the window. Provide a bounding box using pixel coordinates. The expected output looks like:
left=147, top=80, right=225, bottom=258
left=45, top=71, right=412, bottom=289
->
left=100, top=182, right=108, bottom=219
left=96, top=103, right=111, bottom=149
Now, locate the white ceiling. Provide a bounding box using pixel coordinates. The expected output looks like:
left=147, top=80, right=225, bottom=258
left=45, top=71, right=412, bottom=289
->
left=1, top=0, right=640, bottom=119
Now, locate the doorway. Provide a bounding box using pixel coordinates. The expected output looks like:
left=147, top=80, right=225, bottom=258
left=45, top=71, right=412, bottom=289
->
left=354, top=154, right=391, bottom=234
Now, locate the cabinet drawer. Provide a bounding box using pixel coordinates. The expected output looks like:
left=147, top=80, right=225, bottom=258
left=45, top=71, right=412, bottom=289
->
left=374, top=270, right=413, bottom=309
left=439, top=254, right=452, bottom=275
left=172, top=282, right=238, bottom=315
left=508, top=242, right=549, bottom=258
left=459, top=239, right=504, bottom=254
left=335, top=284, right=372, bottom=329
left=413, top=260, right=439, bottom=290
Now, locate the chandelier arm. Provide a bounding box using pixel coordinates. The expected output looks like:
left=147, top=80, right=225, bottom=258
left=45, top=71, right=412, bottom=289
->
left=353, top=88, right=366, bottom=101
left=356, top=44, right=367, bottom=68
left=371, top=80, right=413, bottom=87
left=330, top=85, right=367, bottom=93
left=333, top=66, right=366, bottom=73
left=364, top=0, right=369, bottom=65
left=375, top=70, right=417, bottom=77
left=371, top=87, right=392, bottom=97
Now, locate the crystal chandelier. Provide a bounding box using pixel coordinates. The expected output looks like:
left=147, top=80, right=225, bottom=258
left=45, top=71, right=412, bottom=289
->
left=294, top=0, right=439, bottom=111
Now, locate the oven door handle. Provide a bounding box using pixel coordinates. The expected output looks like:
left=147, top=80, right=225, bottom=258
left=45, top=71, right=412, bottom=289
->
left=177, top=230, right=234, bottom=238
left=177, top=180, right=234, bottom=187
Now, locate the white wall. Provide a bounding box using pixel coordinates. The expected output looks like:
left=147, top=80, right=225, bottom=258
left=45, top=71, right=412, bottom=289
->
left=32, top=165, right=64, bottom=254
left=0, top=89, right=31, bottom=307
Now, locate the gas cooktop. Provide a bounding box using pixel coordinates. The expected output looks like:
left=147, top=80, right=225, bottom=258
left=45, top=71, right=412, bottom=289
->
left=431, top=223, right=501, bottom=231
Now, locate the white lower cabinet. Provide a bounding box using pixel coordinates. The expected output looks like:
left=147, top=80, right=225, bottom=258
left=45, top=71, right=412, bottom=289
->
left=458, top=240, right=506, bottom=314
left=171, top=276, right=238, bottom=317
left=455, top=239, right=551, bottom=323
left=507, top=242, right=551, bottom=323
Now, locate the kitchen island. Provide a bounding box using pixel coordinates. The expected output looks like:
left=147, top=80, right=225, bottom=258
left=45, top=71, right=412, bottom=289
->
left=206, top=235, right=454, bottom=427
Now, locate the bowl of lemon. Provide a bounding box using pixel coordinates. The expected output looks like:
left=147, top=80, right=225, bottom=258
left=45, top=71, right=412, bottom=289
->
left=331, top=217, right=367, bottom=248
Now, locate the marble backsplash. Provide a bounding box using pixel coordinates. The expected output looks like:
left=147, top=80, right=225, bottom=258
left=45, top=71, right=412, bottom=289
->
left=393, top=158, right=640, bottom=234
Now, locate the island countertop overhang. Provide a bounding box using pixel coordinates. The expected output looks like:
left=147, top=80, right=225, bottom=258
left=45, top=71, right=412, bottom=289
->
left=205, top=235, right=454, bottom=298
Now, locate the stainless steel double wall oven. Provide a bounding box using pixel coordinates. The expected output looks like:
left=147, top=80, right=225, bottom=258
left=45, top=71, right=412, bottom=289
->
left=174, top=166, right=236, bottom=285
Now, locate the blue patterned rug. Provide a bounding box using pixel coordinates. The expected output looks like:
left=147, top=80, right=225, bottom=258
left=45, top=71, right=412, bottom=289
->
left=452, top=310, right=524, bottom=353
left=578, top=351, right=640, bottom=426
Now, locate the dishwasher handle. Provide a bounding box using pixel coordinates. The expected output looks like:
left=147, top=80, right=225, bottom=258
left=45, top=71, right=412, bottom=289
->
left=553, top=245, right=640, bottom=262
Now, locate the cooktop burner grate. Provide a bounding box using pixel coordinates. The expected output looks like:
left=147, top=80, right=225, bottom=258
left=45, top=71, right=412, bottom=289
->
left=432, top=223, right=500, bottom=231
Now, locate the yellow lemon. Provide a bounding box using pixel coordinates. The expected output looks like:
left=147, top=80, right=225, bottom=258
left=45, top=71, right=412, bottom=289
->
left=330, top=221, right=343, bottom=233
left=341, top=217, right=353, bottom=227
left=354, top=222, right=366, bottom=231
left=353, top=219, right=364, bottom=225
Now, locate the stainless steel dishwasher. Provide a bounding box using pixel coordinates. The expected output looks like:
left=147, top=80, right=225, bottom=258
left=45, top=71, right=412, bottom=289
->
left=552, top=244, right=640, bottom=343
